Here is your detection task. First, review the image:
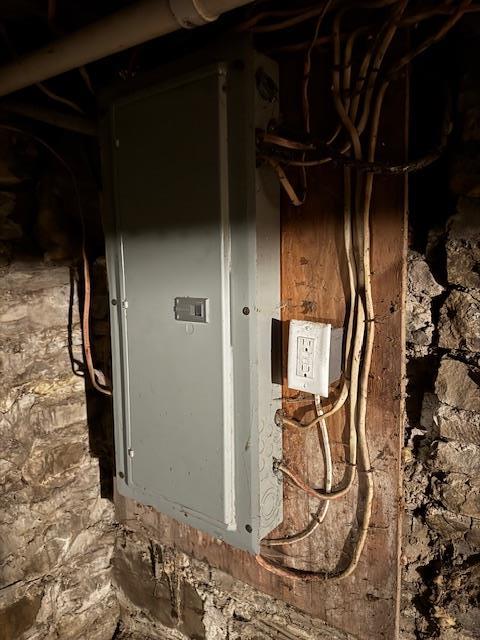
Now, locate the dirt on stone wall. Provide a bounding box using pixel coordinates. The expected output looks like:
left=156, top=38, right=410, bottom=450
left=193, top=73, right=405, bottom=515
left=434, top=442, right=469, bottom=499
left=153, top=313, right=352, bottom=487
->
left=0, top=262, right=119, bottom=640
left=401, top=36, right=480, bottom=639
left=402, top=211, right=480, bottom=640
left=0, top=133, right=118, bottom=640
left=112, top=527, right=354, bottom=640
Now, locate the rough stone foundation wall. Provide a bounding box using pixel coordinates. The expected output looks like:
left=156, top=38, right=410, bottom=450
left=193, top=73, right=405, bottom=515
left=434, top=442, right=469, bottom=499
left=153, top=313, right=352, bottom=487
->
left=401, top=45, right=480, bottom=639
left=402, top=211, right=480, bottom=640
left=0, top=258, right=119, bottom=638
left=113, top=526, right=353, bottom=640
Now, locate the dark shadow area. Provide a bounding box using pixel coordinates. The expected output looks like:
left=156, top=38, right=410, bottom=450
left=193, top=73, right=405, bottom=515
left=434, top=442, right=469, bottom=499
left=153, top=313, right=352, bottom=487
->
left=80, top=257, right=115, bottom=500
left=0, top=116, right=116, bottom=500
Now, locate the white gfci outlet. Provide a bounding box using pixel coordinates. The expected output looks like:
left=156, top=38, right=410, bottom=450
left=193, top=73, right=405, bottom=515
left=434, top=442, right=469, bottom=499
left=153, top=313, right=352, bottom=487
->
left=287, top=320, right=331, bottom=397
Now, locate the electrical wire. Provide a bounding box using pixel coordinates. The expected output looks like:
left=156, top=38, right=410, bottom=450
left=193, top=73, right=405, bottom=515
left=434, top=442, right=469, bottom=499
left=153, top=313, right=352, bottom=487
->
left=0, top=124, right=112, bottom=397
left=259, top=154, right=304, bottom=205
left=278, top=381, right=348, bottom=429
left=238, top=7, right=309, bottom=32
left=35, top=81, right=85, bottom=114
left=253, top=0, right=470, bottom=582
left=300, top=0, right=333, bottom=202
left=249, top=4, right=335, bottom=33
left=265, top=3, right=480, bottom=55
left=0, top=22, right=86, bottom=115
left=263, top=396, right=332, bottom=547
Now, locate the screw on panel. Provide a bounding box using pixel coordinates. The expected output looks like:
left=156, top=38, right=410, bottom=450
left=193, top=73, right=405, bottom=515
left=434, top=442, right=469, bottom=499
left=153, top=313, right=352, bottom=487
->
left=111, top=299, right=117, bottom=306
left=242, top=306, right=250, bottom=315
left=118, top=471, right=125, bottom=479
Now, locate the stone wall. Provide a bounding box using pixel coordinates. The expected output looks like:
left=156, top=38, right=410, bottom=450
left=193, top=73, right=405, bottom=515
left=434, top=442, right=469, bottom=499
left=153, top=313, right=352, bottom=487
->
left=402, top=209, right=480, bottom=640
left=0, top=145, right=119, bottom=639
left=113, top=527, right=353, bottom=640
left=401, top=40, right=480, bottom=639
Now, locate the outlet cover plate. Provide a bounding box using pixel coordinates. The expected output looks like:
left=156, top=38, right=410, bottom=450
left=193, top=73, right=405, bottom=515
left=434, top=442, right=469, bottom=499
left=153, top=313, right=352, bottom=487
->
left=287, top=320, right=331, bottom=397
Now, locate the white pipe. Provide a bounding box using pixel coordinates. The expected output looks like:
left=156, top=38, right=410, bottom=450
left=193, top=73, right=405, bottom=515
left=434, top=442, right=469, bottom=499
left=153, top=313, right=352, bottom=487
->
left=0, top=0, right=253, bottom=98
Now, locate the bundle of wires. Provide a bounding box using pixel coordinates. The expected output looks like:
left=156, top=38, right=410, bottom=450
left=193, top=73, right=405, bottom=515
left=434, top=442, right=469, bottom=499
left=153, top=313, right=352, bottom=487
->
left=249, top=0, right=474, bottom=581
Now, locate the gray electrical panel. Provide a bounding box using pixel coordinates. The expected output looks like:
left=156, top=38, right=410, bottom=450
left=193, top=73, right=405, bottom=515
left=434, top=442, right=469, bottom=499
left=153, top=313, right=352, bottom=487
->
left=102, top=39, right=282, bottom=553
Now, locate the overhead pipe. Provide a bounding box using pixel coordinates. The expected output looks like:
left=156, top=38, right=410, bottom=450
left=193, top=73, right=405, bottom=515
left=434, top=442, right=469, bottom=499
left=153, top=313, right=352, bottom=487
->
left=0, top=0, right=254, bottom=98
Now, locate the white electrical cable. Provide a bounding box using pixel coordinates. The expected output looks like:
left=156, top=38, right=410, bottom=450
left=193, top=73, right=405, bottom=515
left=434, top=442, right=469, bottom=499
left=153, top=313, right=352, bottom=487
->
left=262, top=395, right=332, bottom=547
left=315, top=395, right=332, bottom=498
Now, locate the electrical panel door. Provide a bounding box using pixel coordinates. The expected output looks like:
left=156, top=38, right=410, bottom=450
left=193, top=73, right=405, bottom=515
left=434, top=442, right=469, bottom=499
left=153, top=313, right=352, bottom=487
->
left=103, top=40, right=282, bottom=553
